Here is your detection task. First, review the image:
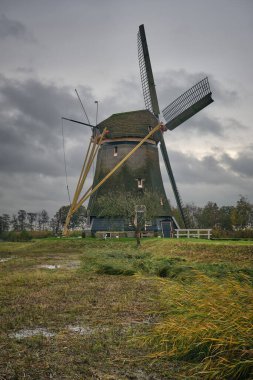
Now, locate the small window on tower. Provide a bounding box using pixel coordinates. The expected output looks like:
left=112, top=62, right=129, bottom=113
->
left=114, top=146, right=118, bottom=157
left=137, top=178, right=144, bottom=189
left=160, top=198, right=164, bottom=206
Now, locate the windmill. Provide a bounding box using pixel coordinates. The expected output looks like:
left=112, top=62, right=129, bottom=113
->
left=62, top=24, right=213, bottom=237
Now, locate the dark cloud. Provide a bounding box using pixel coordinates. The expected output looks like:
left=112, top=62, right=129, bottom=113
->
left=16, top=67, right=35, bottom=74
left=96, top=77, right=143, bottom=120
left=222, top=147, right=253, bottom=177
left=210, top=76, right=239, bottom=105
left=159, top=146, right=253, bottom=207
left=161, top=150, right=234, bottom=186
left=178, top=114, right=248, bottom=138
left=159, top=148, right=253, bottom=207
left=183, top=114, right=223, bottom=136
left=0, top=172, right=73, bottom=215
left=0, top=74, right=98, bottom=214
left=222, top=117, right=249, bottom=132
left=152, top=69, right=248, bottom=138
left=0, top=76, right=93, bottom=177
left=0, top=13, right=33, bottom=41
left=157, top=69, right=239, bottom=112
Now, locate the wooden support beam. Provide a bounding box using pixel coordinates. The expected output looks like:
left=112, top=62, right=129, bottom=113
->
left=63, top=128, right=108, bottom=235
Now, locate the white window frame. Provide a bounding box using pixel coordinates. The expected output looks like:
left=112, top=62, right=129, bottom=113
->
left=137, top=178, right=144, bottom=189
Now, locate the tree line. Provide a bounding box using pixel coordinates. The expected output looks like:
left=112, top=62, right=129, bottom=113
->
left=174, top=196, right=253, bottom=231
left=0, top=206, right=87, bottom=235
left=0, top=196, right=252, bottom=236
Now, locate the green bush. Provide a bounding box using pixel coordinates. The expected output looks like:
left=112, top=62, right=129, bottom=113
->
left=68, top=230, right=82, bottom=237
left=19, top=230, right=32, bottom=241
left=2, top=230, right=32, bottom=242
left=0, top=232, right=9, bottom=241
left=29, top=230, right=53, bottom=238
left=5, top=231, right=18, bottom=241
left=212, top=228, right=253, bottom=239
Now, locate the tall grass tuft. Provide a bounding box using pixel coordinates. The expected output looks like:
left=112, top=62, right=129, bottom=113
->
left=141, top=273, right=253, bottom=379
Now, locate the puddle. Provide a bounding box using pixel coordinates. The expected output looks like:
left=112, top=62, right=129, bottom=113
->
left=91, top=369, right=161, bottom=380
left=0, top=256, right=16, bottom=263
left=67, top=325, right=94, bottom=335
left=39, top=264, right=61, bottom=270
left=10, top=324, right=95, bottom=339
left=10, top=328, right=55, bottom=339
left=122, top=315, right=158, bottom=328
left=38, top=261, right=80, bottom=270
left=65, top=261, right=80, bottom=268
left=0, top=258, right=12, bottom=263
left=132, top=315, right=158, bottom=325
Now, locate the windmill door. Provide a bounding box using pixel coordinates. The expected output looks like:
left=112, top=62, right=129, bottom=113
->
left=161, top=221, right=173, bottom=238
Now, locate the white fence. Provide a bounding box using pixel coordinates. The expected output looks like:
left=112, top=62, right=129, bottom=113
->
left=175, top=229, right=212, bottom=239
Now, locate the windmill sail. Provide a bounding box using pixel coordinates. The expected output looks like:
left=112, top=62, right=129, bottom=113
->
left=137, top=23, right=190, bottom=228
left=159, top=133, right=189, bottom=228
left=137, top=24, right=160, bottom=118
left=163, top=77, right=213, bottom=130
left=138, top=24, right=189, bottom=227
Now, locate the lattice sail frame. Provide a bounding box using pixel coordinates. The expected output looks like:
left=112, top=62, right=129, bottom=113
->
left=162, top=77, right=213, bottom=130
left=137, top=25, right=160, bottom=117
left=137, top=31, right=152, bottom=114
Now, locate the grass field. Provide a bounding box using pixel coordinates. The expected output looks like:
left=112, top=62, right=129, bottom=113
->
left=0, top=237, right=252, bottom=379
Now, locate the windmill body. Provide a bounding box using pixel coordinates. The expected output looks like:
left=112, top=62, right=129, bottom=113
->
left=88, top=110, right=177, bottom=236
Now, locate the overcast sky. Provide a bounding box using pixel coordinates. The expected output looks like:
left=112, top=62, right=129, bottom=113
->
left=0, top=0, right=252, bottom=216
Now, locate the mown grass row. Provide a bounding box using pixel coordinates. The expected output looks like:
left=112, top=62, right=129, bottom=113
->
left=78, top=243, right=253, bottom=285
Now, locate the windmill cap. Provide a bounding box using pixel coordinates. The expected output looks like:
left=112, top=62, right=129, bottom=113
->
left=97, top=109, right=159, bottom=140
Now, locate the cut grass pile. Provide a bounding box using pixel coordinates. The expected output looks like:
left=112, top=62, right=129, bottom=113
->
left=0, top=237, right=252, bottom=379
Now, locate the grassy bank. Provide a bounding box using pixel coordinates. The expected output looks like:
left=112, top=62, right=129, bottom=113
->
left=0, top=238, right=252, bottom=379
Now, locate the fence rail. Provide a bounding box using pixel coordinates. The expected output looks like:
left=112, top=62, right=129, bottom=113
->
left=175, top=229, right=212, bottom=239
